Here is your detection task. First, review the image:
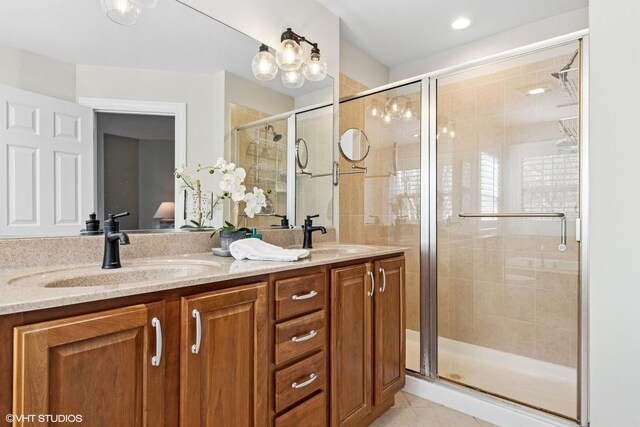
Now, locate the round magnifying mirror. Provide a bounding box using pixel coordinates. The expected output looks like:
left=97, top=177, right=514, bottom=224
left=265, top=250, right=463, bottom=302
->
left=338, top=128, right=370, bottom=163
left=295, top=138, right=309, bottom=169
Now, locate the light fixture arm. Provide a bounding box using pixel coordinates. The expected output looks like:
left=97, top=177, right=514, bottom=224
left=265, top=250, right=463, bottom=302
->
left=281, top=28, right=321, bottom=53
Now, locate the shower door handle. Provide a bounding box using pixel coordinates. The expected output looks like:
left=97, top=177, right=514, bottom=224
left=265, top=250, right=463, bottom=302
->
left=459, top=212, right=568, bottom=252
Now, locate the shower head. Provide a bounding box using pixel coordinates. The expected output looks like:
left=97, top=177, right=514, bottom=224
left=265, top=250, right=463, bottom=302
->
left=264, top=124, right=282, bottom=142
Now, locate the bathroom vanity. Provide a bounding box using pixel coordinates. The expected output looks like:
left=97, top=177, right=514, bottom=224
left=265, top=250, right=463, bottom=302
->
left=0, top=243, right=405, bottom=426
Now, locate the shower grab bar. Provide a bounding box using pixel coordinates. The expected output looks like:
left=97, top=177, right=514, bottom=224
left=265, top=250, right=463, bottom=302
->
left=459, top=212, right=567, bottom=252
left=459, top=212, right=565, bottom=218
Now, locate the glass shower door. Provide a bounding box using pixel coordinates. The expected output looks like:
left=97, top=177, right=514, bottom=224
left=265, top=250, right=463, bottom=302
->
left=435, top=42, right=581, bottom=419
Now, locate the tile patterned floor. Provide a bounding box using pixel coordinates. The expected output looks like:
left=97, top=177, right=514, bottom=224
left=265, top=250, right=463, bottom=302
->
left=373, top=391, right=498, bottom=427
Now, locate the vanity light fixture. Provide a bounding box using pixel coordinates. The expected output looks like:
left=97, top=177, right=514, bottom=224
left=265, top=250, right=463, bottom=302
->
left=101, top=0, right=158, bottom=26
left=251, top=28, right=327, bottom=88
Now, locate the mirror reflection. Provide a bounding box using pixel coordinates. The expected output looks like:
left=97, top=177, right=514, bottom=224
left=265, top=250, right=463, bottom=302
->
left=296, top=138, right=309, bottom=170
left=0, top=0, right=333, bottom=237
left=338, top=128, right=370, bottom=163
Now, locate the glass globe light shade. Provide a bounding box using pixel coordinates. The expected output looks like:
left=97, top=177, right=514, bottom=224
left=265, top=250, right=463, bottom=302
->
left=251, top=47, right=278, bottom=81
left=101, top=0, right=141, bottom=25
left=130, top=0, right=158, bottom=8
left=402, top=104, right=414, bottom=121
left=281, top=69, right=305, bottom=89
left=303, top=57, right=327, bottom=82
left=276, top=39, right=303, bottom=71
left=382, top=113, right=392, bottom=124
left=366, top=100, right=381, bottom=118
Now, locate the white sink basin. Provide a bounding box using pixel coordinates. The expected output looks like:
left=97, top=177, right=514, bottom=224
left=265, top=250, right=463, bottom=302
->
left=9, top=259, right=221, bottom=288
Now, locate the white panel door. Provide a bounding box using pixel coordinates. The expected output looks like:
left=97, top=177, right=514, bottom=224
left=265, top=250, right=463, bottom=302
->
left=0, top=85, right=94, bottom=235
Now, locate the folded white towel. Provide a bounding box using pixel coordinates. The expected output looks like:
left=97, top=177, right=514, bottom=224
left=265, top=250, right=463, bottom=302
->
left=229, top=239, right=310, bottom=262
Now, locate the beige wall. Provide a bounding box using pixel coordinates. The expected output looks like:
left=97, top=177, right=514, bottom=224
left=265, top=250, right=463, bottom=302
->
left=0, top=44, right=76, bottom=102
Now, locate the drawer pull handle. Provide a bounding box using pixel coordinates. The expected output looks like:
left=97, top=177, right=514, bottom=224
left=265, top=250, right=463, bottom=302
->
left=191, top=309, right=201, bottom=354
left=292, top=290, right=317, bottom=301
left=151, top=317, right=162, bottom=366
left=367, top=271, right=375, bottom=297
left=292, top=373, right=317, bottom=389
left=379, top=267, right=387, bottom=293
left=291, top=330, right=317, bottom=343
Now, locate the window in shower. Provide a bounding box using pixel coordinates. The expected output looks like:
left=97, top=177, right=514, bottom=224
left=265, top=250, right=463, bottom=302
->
left=435, top=42, right=581, bottom=420
left=339, top=82, right=422, bottom=373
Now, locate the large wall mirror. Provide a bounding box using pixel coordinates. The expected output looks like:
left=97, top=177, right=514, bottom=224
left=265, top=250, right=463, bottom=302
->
left=0, top=0, right=333, bottom=237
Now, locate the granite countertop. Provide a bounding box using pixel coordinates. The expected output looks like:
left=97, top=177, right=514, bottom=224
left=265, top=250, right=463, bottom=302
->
left=0, top=243, right=406, bottom=315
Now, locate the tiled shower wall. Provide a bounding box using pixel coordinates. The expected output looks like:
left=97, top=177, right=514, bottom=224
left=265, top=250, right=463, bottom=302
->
left=436, top=52, right=580, bottom=368
left=339, top=74, right=422, bottom=332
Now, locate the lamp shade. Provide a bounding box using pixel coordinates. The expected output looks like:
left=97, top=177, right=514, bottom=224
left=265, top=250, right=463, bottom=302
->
left=153, top=201, right=175, bottom=219
left=276, top=39, right=303, bottom=71
left=281, top=69, right=305, bottom=89
left=303, top=57, right=327, bottom=81
left=101, top=0, right=141, bottom=25
left=251, top=46, right=278, bottom=80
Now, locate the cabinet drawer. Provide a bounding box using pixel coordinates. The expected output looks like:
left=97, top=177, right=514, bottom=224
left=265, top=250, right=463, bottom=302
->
left=275, top=392, right=326, bottom=427
left=275, top=351, right=325, bottom=413
left=275, top=311, right=325, bottom=365
left=275, top=273, right=325, bottom=320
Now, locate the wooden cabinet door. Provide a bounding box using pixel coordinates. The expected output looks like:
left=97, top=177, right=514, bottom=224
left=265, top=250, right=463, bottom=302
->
left=373, top=257, right=406, bottom=405
left=180, top=283, right=268, bottom=427
left=331, top=263, right=373, bottom=427
left=13, top=303, right=165, bottom=427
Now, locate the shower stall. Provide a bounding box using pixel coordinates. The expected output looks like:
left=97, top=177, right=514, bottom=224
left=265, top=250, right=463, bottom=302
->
left=339, top=34, right=588, bottom=424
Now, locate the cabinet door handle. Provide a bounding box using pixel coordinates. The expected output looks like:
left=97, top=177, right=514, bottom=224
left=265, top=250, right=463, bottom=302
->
left=191, top=309, right=201, bottom=354
left=151, top=317, right=162, bottom=366
left=367, top=271, right=375, bottom=297
left=291, top=290, right=317, bottom=300
left=379, top=267, right=387, bottom=293
left=291, top=330, right=317, bottom=343
left=291, top=373, right=317, bottom=389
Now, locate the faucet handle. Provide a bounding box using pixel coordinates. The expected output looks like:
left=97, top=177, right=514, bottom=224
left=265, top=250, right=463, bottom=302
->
left=274, top=214, right=289, bottom=227
left=105, top=211, right=130, bottom=225
left=306, top=214, right=320, bottom=221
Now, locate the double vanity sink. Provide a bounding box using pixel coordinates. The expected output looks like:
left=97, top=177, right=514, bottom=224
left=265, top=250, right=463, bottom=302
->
left=0, top=243, right=386, bottom=315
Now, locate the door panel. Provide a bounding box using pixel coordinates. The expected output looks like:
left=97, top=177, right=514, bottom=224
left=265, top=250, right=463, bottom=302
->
left=374, top=257, right=405, bottom=404
left=13, top=303, right=165, bottom=427
left=435, top=42, right=581, bottom=419
left=180, top=283, right=268, bottom=427
left=331, top=263, right=372, bottom=427
left=0, top=84, right=94, bottom=235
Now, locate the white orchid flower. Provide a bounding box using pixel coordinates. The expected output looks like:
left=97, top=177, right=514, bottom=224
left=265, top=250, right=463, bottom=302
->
left=231, top=185, right=246, bottom=202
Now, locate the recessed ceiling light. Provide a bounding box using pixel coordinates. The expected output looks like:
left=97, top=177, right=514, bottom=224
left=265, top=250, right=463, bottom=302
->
left=451, top=17, right=472, bottom=30
left=527, top=87, right=546, bottom=95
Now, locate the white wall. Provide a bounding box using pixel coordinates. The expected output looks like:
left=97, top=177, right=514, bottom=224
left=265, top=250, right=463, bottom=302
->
left=589, top=1, right=640, bottom=425
left=0, top=44, right=76, bottom=102
left=390, top=7, right=589, bottom=81
left=340, top=39, right=389, bottom=88
left=179, top=0, right=340, bottom=82
left=75, top=64, right=218, bottom=189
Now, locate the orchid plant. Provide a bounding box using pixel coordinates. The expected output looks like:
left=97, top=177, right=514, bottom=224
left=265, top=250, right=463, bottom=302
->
left=174, top=157, right=273, bottom=231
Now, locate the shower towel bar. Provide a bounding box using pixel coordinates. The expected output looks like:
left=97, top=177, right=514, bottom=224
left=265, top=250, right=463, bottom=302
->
left=459, top=212, right=567, bottom=252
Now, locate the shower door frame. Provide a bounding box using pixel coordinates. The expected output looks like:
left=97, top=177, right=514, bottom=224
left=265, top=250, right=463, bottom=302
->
left=420, top=32, right=590, bottom=426
left=337, top=30, right=589, bottom=425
